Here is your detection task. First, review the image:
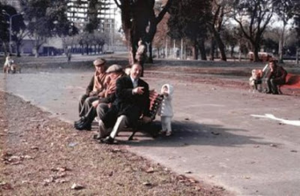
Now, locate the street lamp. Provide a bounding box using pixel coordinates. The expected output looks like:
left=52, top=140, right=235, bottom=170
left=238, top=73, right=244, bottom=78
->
left=3, top=13, right=22, bottom=54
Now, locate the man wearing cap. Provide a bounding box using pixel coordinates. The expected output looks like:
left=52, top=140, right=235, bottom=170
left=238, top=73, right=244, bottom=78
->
left=97, top=63, right=152, bottom=144
left=75, top=64, right=125, bottom=131
left=75, top=58, right=107, bottom=130
left=95, top=64, right=125, bottom=121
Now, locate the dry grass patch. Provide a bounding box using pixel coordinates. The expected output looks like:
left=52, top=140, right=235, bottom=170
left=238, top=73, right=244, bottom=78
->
left=0, top=92, right=228, bottom=196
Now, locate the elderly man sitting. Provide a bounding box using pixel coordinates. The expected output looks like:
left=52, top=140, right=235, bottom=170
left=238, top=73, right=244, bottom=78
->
left=77, top=58, right=107, bottom=120
left=96, top=63, right=152, bottom=144
left=75, top=64, right=125, bottom=130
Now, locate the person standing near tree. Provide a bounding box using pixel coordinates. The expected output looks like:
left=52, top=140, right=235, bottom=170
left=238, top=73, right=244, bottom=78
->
left=135, top=39, right=146, bottom=64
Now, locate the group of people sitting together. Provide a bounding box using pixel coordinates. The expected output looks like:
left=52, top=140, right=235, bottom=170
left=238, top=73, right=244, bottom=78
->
left=74, top=58, right=174, bottom=144
left=249, top=59, right=287, bottom=94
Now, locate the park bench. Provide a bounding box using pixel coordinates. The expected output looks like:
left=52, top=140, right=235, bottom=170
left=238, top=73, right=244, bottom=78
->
left=278, top=74, right=300, bottom=95
left=127, top=89, right=164, bottom=140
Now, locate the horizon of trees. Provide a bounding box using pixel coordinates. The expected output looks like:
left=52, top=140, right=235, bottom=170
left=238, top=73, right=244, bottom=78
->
left=0, top=0, right=300, bottom=62
left=163, top=0, right=300, bottom=62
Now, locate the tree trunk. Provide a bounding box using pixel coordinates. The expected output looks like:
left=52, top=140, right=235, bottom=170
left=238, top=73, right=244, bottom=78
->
left=212, top=28, right=227, bottom=61
left=148, top=42, right=153, bottom=63
left=34, top=44, right=40, bottom=58
left=81, top=45, right=84, bottom=55
left=192, top=40, right=198, bottom=60
left=210, top=37, right=215, bottom=61
left=16, top=41, right=22, bottom=57
left=199, top=39, right=207, bottom=60
left=2, top=43, right=9, bottom=57
left=173, top=39, right=176, bottom=58
left=296, top=47, right=299, bottom=64
left=238, top=40, right=242, bottom=62
left=180, top=38, right=183, bottom=60
left=230, top=45, right=234, bottom=58
left=278, top=21, right=286, bottom=63
left=85, top=44, right=89, bottom=55
left=253, top=42, right=260, bottom=62
left=165, top=38, right=168, bottom=58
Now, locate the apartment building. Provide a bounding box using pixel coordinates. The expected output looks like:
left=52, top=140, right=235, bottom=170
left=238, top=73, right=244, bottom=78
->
left=67, top=0, right=118, bottom=33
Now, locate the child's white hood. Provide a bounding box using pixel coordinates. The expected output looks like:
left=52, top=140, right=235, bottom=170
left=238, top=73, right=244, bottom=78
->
left=161, top=84, right=174, bottom=96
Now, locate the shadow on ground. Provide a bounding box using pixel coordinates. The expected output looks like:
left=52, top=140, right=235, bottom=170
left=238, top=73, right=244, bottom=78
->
left=116, top=120, right=276, bottom=148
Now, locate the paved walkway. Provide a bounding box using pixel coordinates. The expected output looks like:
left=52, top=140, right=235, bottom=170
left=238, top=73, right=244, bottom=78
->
left=1, top=67, right=300, bottom=195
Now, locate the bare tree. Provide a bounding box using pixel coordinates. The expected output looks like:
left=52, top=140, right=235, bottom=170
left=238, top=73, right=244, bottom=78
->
left=209, top=0, right=229, bottom=61
left=153, top=13, right=169, bottom=58
left=232, top=0, right=274, bottom=62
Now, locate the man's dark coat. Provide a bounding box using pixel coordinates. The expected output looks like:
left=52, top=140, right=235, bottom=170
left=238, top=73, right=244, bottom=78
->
left=101, top=75, right=150, bottom=128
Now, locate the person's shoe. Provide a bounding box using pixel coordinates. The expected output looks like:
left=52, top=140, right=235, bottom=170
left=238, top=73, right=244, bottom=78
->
left=100, top=136, right=114, bottom=144
left=93, top=134, right=101, bottom=140
left=74, top=121, right=92, bottom=131
left=166, top=130, right=172, bottom=136
left=74, top=117, right=85, bottom=126
left=159, top=130, right=167, bottom=135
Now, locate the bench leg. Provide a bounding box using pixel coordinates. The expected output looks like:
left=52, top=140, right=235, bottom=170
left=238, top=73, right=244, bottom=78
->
left=278, top=85, right=283, bottom=94
left=128, top=129, right=137, bottom=141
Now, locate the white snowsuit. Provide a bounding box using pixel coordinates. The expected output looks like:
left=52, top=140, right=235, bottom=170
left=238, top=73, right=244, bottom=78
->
left=3, top=56, right=14, bottom=70
left=158, top=84, right=174, bottom=134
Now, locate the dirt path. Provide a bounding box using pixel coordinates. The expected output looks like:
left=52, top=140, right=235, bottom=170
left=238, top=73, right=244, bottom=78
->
left=0, top=91, right=228, bottom=195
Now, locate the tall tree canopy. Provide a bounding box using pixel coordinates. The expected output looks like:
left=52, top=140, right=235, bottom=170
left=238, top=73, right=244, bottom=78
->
left=0, top=2, right=10, bottom=53
left=114, top=0, right=172, bottom=68
left=20, top=0, right=77, bottom=57
left=0, top=4, right=26, bottom=55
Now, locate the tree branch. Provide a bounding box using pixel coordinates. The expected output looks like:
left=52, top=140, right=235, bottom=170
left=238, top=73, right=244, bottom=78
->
left=155, top=0, right=173, bottom=24
left=114, top=0, right=121, bottom=8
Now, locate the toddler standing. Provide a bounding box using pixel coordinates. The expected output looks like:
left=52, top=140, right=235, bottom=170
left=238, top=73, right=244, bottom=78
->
left=158, top=84, right=174, bottom=136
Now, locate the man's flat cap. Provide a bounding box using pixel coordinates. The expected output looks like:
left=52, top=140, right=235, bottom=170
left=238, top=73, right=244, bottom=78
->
left=93, top=58, right=106, bottom=66
left=106, top=64, right=123, bottom=73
